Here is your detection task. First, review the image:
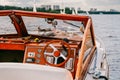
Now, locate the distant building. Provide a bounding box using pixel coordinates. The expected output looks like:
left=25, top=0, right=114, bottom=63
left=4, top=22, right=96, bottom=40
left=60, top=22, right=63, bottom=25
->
left=71, top=7, right=75, bottom=11
left=53, top=5, right=60, bottom=10
left=110, top=9, right=118, bottom=12
left=90, top=8, right=97, bottom=11
left=41, top=5, right=51, bottom=10
left=77, top=7, right=81, bottom=11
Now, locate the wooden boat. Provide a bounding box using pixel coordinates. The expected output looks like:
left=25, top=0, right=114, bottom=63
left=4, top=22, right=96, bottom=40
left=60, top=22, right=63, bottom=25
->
left=0, top=10, right=109, bottom=80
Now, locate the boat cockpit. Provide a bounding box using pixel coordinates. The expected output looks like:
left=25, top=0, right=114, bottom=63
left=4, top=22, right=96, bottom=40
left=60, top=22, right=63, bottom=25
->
left=0, top=10, right=96, bottom=80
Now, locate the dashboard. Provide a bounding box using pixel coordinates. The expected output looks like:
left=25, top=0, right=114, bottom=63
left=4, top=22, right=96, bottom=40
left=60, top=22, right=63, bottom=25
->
left=0, top=37, right=81, bottom=77
left=24, top=40, right=78, bottom=69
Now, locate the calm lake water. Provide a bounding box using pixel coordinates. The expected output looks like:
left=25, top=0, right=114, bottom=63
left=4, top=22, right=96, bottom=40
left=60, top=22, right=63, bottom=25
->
left=91, top=15, right=120, bottom=80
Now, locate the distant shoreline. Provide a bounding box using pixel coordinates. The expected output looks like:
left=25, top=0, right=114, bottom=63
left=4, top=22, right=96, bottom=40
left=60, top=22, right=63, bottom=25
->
left=78, top=11, right=120, bottom=14
left=0, top=5, right=120, bottom=14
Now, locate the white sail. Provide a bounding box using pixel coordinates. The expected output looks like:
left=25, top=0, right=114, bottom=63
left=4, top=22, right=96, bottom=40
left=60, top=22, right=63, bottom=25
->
left=72, top=8, right=77, bottom=15
left=33, top=0, right=37, bottom=12
left=86, top=11, right=89, bottom=15
left=60, top=0, right=65, bottom=14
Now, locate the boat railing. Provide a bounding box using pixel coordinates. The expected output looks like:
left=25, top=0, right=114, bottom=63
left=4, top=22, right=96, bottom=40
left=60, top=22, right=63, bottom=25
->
left=75, top=18, right=96, bottom=80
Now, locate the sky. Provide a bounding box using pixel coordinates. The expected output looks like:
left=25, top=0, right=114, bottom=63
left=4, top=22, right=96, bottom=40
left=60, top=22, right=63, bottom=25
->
left=0, top=0, right=120, bottom=11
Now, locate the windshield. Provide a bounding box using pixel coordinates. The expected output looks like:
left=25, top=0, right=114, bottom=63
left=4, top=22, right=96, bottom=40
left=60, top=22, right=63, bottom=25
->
left=0, top=16, right=17, bottom=34
left=22, top=16, right=84, bottom=37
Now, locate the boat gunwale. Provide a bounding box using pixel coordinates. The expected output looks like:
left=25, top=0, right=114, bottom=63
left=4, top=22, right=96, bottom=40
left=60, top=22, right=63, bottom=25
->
left=0, top=10, right=89, bottom=22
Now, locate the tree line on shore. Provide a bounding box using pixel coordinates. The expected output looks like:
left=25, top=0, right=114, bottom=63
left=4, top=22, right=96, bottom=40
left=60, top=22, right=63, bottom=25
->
left=0, top=5, right=73, bottom=14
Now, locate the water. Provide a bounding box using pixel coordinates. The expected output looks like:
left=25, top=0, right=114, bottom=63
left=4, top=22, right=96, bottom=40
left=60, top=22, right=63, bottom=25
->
left=91, top=15, right=120, bottom=80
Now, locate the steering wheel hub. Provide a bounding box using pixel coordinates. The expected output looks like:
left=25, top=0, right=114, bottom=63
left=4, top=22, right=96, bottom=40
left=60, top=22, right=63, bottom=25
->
left=54, top=51, right=60, bottom=57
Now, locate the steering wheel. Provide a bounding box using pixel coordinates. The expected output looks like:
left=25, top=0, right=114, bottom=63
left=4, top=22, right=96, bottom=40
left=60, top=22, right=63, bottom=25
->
left=43, top=40, right=71, bottom=67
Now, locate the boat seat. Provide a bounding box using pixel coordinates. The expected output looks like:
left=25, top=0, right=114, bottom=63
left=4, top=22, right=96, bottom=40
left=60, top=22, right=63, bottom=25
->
left=0, top=63, right=73, bottom=80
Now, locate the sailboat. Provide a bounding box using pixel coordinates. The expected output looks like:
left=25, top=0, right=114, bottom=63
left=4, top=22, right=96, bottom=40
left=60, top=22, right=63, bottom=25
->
left=33, top=0, right=37, bottom=12
left=72, top=8, right=77, bottom=15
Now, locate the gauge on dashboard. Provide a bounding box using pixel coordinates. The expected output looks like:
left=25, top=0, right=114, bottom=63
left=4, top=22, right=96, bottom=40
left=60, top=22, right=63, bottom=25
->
left=46, top=56, right=54, bottom=64
left=65, top=58, right=74, bottom=70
